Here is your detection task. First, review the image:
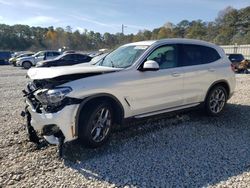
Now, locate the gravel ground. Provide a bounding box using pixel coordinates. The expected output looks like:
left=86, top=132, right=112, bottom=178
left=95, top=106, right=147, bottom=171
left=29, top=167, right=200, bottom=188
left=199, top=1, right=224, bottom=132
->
left=0, top=66, right=250, bottom=188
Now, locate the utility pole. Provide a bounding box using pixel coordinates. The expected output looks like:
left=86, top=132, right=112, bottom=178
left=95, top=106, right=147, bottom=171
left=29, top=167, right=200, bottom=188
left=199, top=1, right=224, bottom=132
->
left=122, top=24, right=127, bottom=34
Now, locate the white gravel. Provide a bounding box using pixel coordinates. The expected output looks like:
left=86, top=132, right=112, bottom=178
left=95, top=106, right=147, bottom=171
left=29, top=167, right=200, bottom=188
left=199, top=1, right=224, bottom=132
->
left=0, top=66, right=250, bottom=188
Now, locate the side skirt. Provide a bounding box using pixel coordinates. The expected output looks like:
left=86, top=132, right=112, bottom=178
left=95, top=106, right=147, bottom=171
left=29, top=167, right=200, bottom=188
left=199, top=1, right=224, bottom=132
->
left=133, top=103, right=200, bottom=119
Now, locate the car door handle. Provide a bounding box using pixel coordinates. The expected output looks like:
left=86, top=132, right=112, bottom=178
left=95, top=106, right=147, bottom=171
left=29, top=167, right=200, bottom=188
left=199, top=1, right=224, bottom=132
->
left=208, top=68, right=215, bottom=72
left=171, top=72, right=181, bottom=77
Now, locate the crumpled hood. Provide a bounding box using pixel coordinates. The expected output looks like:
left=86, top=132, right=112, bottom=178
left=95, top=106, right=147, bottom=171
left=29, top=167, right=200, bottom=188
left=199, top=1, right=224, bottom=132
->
left=27, top=64, right=123, bottom=80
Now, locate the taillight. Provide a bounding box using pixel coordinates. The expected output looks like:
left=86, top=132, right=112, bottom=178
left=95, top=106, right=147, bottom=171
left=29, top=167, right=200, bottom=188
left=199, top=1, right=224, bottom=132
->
left=231, top=64, right=236, bottom=72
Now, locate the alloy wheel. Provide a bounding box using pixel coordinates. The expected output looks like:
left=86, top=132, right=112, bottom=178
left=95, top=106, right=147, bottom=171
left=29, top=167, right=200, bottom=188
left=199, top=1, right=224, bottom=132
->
left=209, top=88, right=226, bottom=114
left=90, top=107, right=111, bottom=142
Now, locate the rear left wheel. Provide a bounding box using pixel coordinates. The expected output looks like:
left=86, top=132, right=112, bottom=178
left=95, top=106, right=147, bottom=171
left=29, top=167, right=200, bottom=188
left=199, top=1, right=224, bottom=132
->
left=78, top=102, right=113, bottom=148
left=205, top=86, right=227, bottom=116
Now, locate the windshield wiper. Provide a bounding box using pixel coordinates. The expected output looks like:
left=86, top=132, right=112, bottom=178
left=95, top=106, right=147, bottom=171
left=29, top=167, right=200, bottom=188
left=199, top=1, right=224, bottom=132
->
left=110, top=60, right=115, bottom=68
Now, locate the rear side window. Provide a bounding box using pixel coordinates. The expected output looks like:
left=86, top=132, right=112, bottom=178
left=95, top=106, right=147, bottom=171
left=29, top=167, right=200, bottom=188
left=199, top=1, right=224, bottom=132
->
left=180, top=44, right=221, bottom=66
left=74, top=54, right=87, bottom=60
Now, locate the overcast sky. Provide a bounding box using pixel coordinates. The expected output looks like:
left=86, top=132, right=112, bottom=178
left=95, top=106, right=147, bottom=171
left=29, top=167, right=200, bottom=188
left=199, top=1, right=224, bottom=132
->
left=0, top=0, right=248, bottom=34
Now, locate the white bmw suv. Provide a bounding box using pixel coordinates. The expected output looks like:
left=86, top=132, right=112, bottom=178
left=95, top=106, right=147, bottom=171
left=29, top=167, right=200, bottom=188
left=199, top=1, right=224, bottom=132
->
left=23, top=39, right=235, bottom=151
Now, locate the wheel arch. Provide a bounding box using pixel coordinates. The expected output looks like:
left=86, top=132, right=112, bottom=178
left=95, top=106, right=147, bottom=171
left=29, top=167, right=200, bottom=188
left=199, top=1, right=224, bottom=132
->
left=22, top=60, right=32, bottom=67
left=75, top=93, right=125, bottom=137
left=205, top=80, right=230, bottom=101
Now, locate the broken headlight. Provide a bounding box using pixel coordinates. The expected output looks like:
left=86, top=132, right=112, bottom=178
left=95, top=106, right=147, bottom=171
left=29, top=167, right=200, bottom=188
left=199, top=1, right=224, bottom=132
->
left=35, top=87, right=72, bottom=105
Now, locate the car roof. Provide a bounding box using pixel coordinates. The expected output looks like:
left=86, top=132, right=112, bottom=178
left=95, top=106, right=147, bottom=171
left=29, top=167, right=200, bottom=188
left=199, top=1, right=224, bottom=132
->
left=123, top=40, right=157, bottom=46
left=123, top=38, right=219, bottom=48
left=226, top=53, right=243, bottom=55
left=40, top=50, right=60, bottom=52
left=63, top=52, right=87, bottom=56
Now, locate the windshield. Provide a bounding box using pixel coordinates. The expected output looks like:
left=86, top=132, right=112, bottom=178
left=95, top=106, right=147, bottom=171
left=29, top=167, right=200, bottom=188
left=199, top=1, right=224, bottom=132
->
left=33, top=51, right=44, bottom=57
left=90, top=53, right=108, bottom=64
left=228, top=54, right=244, bottom=62
left=99, top=45, right=148, bottom=68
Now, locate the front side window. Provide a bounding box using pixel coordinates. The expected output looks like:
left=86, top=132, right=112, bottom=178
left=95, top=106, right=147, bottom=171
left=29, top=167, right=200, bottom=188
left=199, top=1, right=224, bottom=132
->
left=99, top=45, right=148, bottom=68
left=47, top=52, right=54, bottom=57
left=146, top=45, right=178, bottom=69
left=180, top=44, right=221, bottom=66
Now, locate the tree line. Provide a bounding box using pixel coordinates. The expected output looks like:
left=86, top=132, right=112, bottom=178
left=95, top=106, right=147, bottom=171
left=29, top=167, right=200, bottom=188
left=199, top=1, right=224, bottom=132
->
left=0, top=6, right=249, bottom=51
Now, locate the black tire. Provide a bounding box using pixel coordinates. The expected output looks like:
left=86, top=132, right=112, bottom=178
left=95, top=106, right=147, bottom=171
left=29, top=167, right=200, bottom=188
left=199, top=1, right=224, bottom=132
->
left=244, top=69, right=249, bottom=74
left=22, top=61, right=32, bottom=69
left=78, top=102, right=113, bottom=148
left=205, top=85, right=227, bottom=116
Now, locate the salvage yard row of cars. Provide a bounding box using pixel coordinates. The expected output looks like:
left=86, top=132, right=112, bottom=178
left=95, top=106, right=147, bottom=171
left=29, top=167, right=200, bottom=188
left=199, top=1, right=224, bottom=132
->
left=0, top=50, right=106, bottom=69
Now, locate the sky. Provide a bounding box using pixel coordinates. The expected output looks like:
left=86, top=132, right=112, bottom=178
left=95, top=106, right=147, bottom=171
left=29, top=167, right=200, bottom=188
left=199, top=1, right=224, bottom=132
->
left=0, top=0, right=249, bottom=34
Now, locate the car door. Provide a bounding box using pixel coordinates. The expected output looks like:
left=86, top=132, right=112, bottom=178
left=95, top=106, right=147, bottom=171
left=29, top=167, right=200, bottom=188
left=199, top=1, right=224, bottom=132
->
left=76, top=54, right=90, bottom=64
left=35, top=51, right=46, bottom=63
left=179, top=44, right=221, bottom=104
left=58, top=54, right=72, bottom=66
left=124, top=44, right=184, bottom=116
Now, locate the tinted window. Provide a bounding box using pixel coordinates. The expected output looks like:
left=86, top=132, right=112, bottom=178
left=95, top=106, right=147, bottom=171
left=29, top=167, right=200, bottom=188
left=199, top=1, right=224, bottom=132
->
left=53, top=52, right=61, bottom=56
left=180, top=44, right=220, bottom=66
left=228, top=54, right=244, bottom=62
left=47, top=52, right=60, bottom=57
left=147, top=45, right=178, bottom=69
left=74, top=54, right=86, bottom=60
left=61, top=54, right=73, bottom=60
left=46, top=52, right=53, bottom=57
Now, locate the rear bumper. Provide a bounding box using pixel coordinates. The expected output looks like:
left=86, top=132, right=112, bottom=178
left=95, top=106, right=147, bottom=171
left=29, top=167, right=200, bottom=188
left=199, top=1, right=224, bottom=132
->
left=27, top=104, right=80, bottom=143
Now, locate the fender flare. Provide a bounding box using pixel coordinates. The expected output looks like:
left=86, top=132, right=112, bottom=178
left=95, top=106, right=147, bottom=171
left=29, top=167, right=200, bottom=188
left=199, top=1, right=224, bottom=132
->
left=74, top=93, right=125, bottom=136
left=205, top=79, right=230, bottom=100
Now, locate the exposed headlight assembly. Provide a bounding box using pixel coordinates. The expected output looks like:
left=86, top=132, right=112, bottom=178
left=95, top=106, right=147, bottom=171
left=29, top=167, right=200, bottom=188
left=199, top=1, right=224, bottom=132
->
left=35, top=87, right=72, bottom=105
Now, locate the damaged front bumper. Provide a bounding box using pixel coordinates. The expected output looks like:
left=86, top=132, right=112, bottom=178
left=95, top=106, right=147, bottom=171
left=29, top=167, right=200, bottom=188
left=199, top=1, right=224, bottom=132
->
left=22, top=82, right=82, bottom=147
left=26, top=103, right=80, bottom=144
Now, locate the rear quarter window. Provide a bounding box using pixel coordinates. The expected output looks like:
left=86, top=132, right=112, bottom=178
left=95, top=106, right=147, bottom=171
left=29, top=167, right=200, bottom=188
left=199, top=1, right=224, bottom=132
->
left=180, top=44, right=221, bottom=66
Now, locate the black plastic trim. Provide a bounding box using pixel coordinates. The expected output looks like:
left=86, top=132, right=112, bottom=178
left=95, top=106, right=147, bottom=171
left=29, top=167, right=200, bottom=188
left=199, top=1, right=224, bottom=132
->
left=75, top=93, right=125, bottom=137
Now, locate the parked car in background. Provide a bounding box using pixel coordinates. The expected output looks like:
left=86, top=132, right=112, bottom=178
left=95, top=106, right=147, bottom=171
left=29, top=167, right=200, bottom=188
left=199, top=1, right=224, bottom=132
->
left=227, top=53, right=249, bottom=73
left=16, top=50, right=61, bottom=69
left=0, top=51, right=11, bottom=65
left=23, top=39, right=235, bottom=153
left=36, top=53, right=92, bottom=67
left=9, top=52, right=34, bottom=66
left=12, top=51, right=31, bottom=58
left=89, top=53, right=108, bottom=65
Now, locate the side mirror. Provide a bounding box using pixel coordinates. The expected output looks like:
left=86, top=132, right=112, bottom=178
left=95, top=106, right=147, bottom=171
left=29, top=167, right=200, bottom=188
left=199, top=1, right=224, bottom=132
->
left=141, top=60, right=159, bottom=71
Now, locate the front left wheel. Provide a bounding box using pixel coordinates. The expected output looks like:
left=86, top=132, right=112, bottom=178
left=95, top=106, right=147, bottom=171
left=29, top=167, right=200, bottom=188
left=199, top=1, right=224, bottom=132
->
left=22, top=61, right=32, bottom=69
left=78, top=102, right=113, bottom=148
